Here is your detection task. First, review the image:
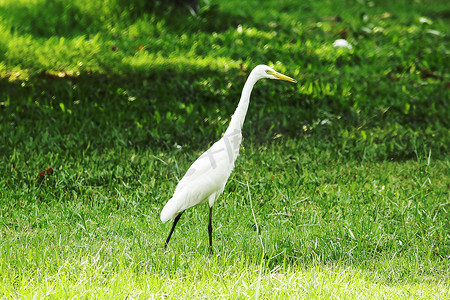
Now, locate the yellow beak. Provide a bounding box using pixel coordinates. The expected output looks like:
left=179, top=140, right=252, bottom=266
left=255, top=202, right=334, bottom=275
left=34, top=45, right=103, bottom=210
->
left=273, top=71, right=297, bottom=83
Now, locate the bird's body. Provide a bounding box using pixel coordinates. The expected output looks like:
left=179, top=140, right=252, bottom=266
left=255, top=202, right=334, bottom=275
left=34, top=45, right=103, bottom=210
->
left=160, top=133, right=240, bottom=222
left=160, top=65, right=296, bottom=249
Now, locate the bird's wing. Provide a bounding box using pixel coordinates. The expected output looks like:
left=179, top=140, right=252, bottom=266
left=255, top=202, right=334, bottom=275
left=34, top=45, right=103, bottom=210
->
left=160, top=136, right=241, bottom=222
left=175, top=135, right=240, bottom=194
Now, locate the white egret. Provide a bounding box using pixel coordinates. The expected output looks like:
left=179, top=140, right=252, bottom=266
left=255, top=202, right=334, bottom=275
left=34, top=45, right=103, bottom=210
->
left=160, top=65, right=296, bottom=249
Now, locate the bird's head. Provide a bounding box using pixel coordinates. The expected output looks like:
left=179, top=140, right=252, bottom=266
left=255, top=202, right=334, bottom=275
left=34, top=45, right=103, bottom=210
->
left=252, top=64, right=297, bottom=83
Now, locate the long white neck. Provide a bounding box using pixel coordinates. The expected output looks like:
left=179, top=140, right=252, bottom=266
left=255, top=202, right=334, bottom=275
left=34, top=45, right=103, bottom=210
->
left=224, top=73, right=259, bottom=136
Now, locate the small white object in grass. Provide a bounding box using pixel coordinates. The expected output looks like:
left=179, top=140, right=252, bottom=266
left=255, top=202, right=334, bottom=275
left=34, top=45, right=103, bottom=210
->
left=176, top=144, right=182, bottom=149
left=419, top=17, right=432, bottom=24
left=333, top=39, right=353, bottom=49
left=320, top=119, right=330, bottom=125
left=426, top=29, right=440, bottom=36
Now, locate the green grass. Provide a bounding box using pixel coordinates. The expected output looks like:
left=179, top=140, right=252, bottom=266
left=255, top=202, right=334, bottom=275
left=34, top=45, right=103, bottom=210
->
left=0, top=0, right=449, bottom=298
left=1, top=145, right=449, bottom=298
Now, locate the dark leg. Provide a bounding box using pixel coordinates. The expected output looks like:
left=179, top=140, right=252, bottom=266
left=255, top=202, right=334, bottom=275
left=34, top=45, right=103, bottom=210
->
left=208, top=206, right=213, bottom=250
left=164, top=212, right=183, bottom=249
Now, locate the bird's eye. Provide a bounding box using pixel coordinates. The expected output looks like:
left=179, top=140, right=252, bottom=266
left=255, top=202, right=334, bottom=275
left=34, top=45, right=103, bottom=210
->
left=265, top=70, right=274, bottom=75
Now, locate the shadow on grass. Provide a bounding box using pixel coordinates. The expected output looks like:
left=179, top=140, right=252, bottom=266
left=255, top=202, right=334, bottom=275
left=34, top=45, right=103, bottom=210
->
left=0, top=0, right=247, bottom=39
left=0, top=0, right=97, bottom=37
left=1, top=68, right=448, bottom=163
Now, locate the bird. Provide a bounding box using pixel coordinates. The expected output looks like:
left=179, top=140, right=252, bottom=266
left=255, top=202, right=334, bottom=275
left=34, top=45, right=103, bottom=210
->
left=160, top=64, right=297, bottom=250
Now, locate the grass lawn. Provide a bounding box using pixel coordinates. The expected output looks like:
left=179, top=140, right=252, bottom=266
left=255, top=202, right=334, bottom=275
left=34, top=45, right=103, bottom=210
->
left=0, top=0, right=449, bottom=298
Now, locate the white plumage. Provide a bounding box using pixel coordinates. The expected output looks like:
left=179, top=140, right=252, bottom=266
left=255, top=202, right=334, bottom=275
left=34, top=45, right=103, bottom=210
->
left=160, top=135, right=237, bottom=222
left=160, top=65, right=296, bottom=249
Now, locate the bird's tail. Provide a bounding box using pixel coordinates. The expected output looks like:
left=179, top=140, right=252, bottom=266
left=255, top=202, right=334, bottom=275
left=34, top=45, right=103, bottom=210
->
left=160, top=196, right=181, bottom=223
